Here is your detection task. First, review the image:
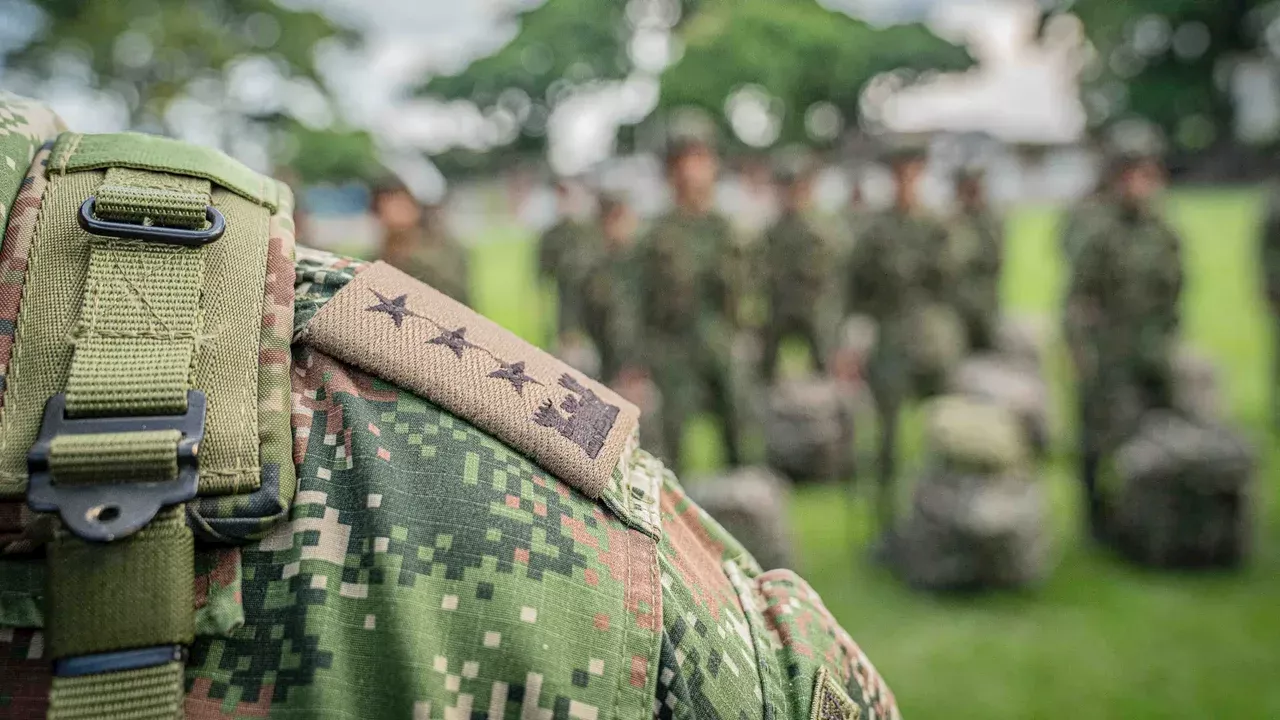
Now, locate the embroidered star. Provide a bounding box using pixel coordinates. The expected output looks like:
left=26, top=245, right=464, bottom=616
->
left=365, top=290, right=415, bottom=328
left=488, top=361, right=542, bottom=395
left=427, top=327, right=476, bottom=359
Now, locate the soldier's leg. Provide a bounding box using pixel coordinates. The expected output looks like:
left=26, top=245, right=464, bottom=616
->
left=873, top=387, right=900, bottom=534
left=649, top=347, right=690, bottom=472
left=1078, top=385, right=1105, bottom=540
left=704, top=348, right=743, bottom=467
left=760, top=319, right=782, bottom=383
left=802, top=314, right=829, bottom=374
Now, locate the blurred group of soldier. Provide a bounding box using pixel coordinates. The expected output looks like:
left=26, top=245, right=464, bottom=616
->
left=370, top=116, right=1258, bottom=577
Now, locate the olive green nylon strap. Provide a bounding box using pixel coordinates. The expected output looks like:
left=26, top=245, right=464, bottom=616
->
left=47, top=507, right=195, bottom=659
left=48, top=430, right=181, bottom=485
left=64, top=171, right=208, bottom=418
left=44, top=167, right=207, bottom=719
left=48, top=661, right=185, bottom=720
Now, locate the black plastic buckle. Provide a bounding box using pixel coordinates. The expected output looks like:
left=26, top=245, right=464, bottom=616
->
left=78, top=196, right=225, bottom=246
left=27, top=391, right=206, bottom=543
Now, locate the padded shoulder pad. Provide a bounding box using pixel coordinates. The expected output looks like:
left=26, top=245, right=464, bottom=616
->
left=303, top=261, right=640, bottom=500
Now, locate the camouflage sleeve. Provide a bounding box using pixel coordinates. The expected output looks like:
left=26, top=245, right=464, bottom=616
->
left=846, top=219, right=889, bottom=318
left=654, top=462, right=899, bottom=720
left=1062, top=219, right=1112, bottom=371
left=716, top=216, right=743, bottom=326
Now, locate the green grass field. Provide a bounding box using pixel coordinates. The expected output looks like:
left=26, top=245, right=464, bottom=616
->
left=469, top=191, right=1280, bottom=720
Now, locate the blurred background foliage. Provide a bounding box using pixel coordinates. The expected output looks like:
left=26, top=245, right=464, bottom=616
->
left=5, top=0, right=1280, bottom=181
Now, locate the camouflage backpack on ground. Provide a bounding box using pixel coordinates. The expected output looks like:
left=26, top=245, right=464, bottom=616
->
left=892, top=397, right=1050, bottom=591
left=0, top=96, right=899, bottom=720
left=1110, top=411, right=1254, bottom=569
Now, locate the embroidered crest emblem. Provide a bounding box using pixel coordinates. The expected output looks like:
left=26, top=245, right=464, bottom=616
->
left=533, top=375, right=620, bottom=460
left=811, top=667, right=860, bottom=720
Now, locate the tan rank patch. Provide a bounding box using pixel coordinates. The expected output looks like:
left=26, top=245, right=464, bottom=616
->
left=303, top=261, right=640, bottom=499
left=812, top=667, right=861, bottom=720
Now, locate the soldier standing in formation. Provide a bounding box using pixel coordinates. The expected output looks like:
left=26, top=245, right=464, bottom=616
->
left=637, top=132, right=743, bottom=472
left=536, top=177, right=592, bottom=345
left=760, top=152, right=837, bottom=381
left=847, top=143, right=948, bottom=534
left=1065, top=141, right=1184, bottom=540
left=579, top=192, right=640, bottom=384
left=373, top=177, right=471, bottom=304
left=949, top=168, right=1005, bottom=352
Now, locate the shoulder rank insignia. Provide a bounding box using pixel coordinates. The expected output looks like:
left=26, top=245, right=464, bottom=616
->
left=303, top=261, right=640, bottom=499
left=812, top=667, right=861, bottom=720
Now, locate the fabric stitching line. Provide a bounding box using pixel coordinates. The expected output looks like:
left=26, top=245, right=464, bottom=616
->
left=0, top=168, right=60, bottom=469
left=612, top=523, right=632, bottom=720
left=54, top=133, right=83, bottom=174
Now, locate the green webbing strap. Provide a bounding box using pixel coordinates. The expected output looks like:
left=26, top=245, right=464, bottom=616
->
left=63, top=170, right=208, bottom=418
left=48, top=661, right=186, bottom=720
left=45, top=167, right=208, bottom=719
left=95, top=167, right=210, bottom=229
left=48, top=430, right=181, bottom=485
left=46, top=507, right=194, bottom=659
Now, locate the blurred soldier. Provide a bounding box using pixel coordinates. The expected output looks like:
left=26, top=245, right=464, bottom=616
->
left=1065, top=132, right=1183, bottom=540
left=372, top=177, right=470, bottom=304
left=536, top=178, right=592, bottom=343
left=848, top=140, right=951, bottom=534
left=638, top=130, right=742, bottom=471
left=761, top=151, right=836, bottom=380
left=0, top=92, right=901, bottom=720
left=1262, top=188, right=1280, bottom=430
left=580, top=192, right=640, bottom=383
left=950, top=168, right=1005, bottom=351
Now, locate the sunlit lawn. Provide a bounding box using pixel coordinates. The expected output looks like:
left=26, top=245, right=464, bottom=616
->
left=468, top=190, right=1280, bottom=720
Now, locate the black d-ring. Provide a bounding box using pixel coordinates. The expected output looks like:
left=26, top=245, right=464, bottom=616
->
left=78, top=196, right=225, bottom=246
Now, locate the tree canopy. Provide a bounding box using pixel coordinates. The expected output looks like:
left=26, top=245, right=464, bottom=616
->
left=1067, top=0, right=1274, bottom=148
left=1, top=0, right=355, bottom=175
left=418, top=0, right=971, bottom=163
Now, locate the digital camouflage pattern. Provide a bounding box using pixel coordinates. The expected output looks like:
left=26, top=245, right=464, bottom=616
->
left=637, top=210, right=742, bottom=471
left=0, top=111, right=898, bottom=719
left=760, top=211, right=836, bottom=380
left=0, top=91, right=65, bottom=239
left=948, top=207, right=1004, bottom=352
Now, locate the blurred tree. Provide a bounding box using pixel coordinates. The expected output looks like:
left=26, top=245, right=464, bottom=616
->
left=262, top=115, right=381, bottom=184
left=1067, top=0, right=1274, bottom=149
left=417, top=0, right=970, bottom=164
left=1, top=0, right=355, bottom=140
left=661, top=0, right=972, bottom=148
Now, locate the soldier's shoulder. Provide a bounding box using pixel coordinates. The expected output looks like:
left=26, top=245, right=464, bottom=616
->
left=0, top=93, right=66, bottom=238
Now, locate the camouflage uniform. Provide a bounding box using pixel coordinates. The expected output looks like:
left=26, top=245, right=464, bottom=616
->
left=1059, top=193, right=1106, bottom=266
left=761, top=210, right=836, bottom=380
left=949, top=206, right=1004, bottom=352
left=537, top=218, right=592, bottom=338
left=1262, top=188, right=1280, bottom=429
left=579, top=233, right=638, bottom=383
left=1065, top=199, right=1184, bottom=535
left=638, top=210, right=742, bottom=472
left=848, top=209, right=951, bottom=531
left=0, top=95, right=898, bottom=720
left=384, top=226, right=471, bottom=305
